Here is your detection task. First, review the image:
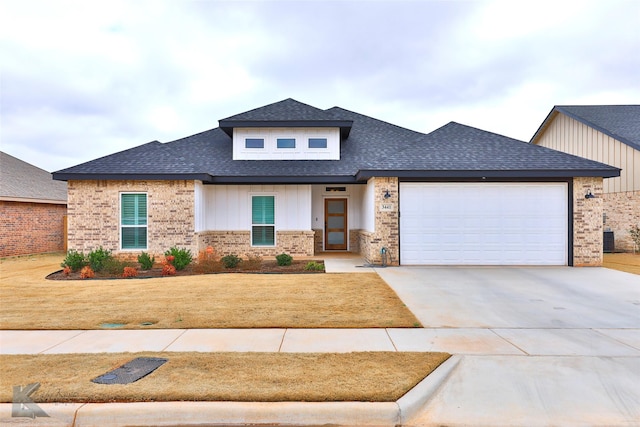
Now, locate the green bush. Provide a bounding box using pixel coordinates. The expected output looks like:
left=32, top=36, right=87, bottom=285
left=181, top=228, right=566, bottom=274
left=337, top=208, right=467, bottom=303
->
left=304, top=261, right=324, bottom=271
left=165, top=247, right=193, bottom=270
left=87, top=247, right=112, bottom=272
left=137, top=252, right=155, bottom=270
left=275, top=253, right=293, bottom=266
left=61, top=250, right=86, bottom=272
left=102, top=257, right=135, bottom=276
left=221, top=254, right=242, bottom=269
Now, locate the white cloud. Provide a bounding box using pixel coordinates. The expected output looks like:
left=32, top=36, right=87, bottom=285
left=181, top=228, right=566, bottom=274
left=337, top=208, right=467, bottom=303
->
left=0, top=0, right=638, bottom=172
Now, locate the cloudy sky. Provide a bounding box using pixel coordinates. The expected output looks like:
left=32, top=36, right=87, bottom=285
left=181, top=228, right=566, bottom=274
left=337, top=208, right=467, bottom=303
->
left=1, top=0, right=638, bottom=173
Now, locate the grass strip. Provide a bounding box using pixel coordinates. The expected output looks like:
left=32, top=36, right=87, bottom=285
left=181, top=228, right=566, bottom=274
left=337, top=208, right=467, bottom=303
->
left=0, top=352, right=450, bottom=403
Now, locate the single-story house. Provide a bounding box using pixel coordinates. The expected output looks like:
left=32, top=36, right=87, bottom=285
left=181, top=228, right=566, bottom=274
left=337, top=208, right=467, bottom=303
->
left=1, top=151, right=68, bottom=257
left=53, top=98, right=620, bottom=266
left=531, top=105, right=639, bottom=252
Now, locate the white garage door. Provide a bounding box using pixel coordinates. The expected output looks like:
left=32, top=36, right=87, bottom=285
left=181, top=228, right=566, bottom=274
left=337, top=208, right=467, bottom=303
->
left=400, top=183, right=568, bottom=265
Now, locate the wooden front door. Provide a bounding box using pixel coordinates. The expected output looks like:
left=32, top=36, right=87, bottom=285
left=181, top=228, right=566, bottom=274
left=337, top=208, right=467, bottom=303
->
left=325, top=198, right=347, bottom=250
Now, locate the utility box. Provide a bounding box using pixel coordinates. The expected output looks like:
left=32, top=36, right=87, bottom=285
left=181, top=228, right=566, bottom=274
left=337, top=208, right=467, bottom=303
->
left=603, top=231, right=615, bottom=253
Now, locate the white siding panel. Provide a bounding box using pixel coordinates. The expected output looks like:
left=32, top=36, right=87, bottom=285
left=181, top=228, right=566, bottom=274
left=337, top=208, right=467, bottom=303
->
left=201, top=185, right=311, bottom=231
left=363, top=179, right=376, bottom=232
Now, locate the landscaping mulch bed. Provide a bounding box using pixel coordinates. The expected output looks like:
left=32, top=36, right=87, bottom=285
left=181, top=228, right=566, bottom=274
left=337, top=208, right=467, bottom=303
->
left=46, top=259, right=325, bottom=280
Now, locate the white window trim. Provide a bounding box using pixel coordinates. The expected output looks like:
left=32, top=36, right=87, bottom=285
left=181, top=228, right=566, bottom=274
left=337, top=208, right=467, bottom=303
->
left=250, top=193, right=277, bottom=247
left=120, top=192, right=148, bottom=251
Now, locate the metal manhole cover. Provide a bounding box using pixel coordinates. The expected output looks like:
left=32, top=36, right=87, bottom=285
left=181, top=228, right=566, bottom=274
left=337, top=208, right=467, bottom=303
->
left=92, top=357, right=168, bottom=384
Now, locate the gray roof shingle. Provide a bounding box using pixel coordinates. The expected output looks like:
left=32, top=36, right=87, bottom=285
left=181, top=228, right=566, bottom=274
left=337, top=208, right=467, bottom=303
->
left=1, top=152, right=67, bottom=202
left=53, top=99, right=620, bottom=183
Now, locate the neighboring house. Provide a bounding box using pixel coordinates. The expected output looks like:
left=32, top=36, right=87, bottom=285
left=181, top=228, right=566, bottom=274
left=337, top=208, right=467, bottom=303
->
left=53, top=99, right=620, bottom=266
left=531, top=105, right=640, bottom=252
left=1, top=152, right=68, bottom=257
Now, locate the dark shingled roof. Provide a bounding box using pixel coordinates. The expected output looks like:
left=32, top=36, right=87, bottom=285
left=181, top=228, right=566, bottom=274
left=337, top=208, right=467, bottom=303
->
left=53, top=99, right=620, bottom=183
left=219, top=98, right=353, bottom=138
left=1, top=151, right=67, bottom=203
left=531, top=105, right=640, bottom=151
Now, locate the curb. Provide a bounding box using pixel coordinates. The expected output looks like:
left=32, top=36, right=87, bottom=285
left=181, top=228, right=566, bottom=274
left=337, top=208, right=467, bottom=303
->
left=0, top=356, right=461, bottom=427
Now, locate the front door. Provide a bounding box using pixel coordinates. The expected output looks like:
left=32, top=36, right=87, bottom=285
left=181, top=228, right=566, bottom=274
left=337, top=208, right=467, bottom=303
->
left=325, top=198, right=347, bottom=250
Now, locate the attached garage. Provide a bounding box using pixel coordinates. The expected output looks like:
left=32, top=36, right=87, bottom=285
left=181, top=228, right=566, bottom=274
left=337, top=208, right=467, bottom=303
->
left=399, top=182, right=568, bottom=265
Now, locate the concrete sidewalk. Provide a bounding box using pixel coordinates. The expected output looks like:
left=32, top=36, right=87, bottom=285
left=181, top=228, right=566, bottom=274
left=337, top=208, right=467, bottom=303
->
left=1, top=327, right=639, bottom=356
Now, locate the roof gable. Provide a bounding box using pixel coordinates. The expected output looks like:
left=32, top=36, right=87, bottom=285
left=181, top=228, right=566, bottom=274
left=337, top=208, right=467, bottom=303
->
left=531, top=105, right=640, bottom=151
left=219, top=98, right=353, bottom=138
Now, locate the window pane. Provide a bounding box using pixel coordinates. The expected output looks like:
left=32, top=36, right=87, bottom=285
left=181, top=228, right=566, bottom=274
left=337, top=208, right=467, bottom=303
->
left=252, top=196, right=274, bottom=224
left=327, top=200, right=345, bottom=214
left=328, top=216, right=344, bottom=228
left=252, top=226, right=274, bottom=246
left=308, top=138, right=327, bottom=148
left=245, top=138, right=264, bottom=148
left=121, top=194, right=147, bottom=225
left=277, top=138, right=295, bottom=149
left=327, top=231, right=345, bottom=245
left=122, top=227, right=147, bottom=249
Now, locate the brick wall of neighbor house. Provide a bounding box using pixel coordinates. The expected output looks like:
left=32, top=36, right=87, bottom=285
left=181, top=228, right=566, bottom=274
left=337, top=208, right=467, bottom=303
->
left=197, top=230, right=314, bottom=258
left=67, top=180, right=195, bottom=258
left=573, top=177, right=605, bottom=266
left=603, top=191, right=640, bottom=252
left=360, top=177, right=400, bottom=265
left=0, top=201, right=67, bottom=257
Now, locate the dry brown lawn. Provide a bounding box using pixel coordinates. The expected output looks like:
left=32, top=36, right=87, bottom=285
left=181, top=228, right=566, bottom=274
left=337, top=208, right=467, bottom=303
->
left=0, top=254, right=420, bottom=329
left=0, top=352, right=450, bottom=402
left=603, top=252, right=640, bottom=275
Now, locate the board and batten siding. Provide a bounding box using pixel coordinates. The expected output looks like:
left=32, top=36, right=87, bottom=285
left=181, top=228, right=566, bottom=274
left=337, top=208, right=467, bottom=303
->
left=535, top=113, right=639, bottom=193
left=195, top=184, right=312, bottom=232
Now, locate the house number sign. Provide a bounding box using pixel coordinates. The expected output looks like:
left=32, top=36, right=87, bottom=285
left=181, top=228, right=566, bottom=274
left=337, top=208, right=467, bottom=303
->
left=380, top=203, right=394, bottom=212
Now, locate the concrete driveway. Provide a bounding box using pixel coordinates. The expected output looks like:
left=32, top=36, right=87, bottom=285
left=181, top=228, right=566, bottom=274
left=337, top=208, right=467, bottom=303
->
left=375, top=266, right=640, bottom=427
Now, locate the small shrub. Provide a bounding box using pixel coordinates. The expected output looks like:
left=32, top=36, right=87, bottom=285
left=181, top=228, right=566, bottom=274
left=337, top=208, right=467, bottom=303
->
left=630, top=225, right=640, bottom=251
left=164, top=247, right=193, bottom=270
left=80, top=266, right=95, bottom=279
left=102, top=257, right=134, bottom=276
left=62, top=266, right=71, bottom=276
left=122, top=267, right=138, bottom=278
left=87, top=247, right=112, bottom=272
left=304, top=261, right=324, bottom=271
left=61, top=250, right=86, bottom=272
left=275, top=253, right=293, bottom=266
left=221, top=254, right=242, bottom=269
left=138, top=252, right=155, bottom=270
left=162, top=263, right=177, bottom=276
left=243, top=253, right=263, bottom=270
left=194, top=248, right=222, bottom=274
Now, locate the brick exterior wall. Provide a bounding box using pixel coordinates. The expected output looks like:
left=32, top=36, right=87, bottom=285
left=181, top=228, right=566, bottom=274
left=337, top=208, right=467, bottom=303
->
left=196, top=230, right=314, bottom=257
left=313, top=229, right=323, bottom=253
left=359, top=177, right=399, bottom=265
left=573, top=177, right=604, bottom=266
left=0, top=201, right=67, bottom=257
left=603, top=191, right=640, bottom=252
left=67, top=180, right=195, bottom=258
